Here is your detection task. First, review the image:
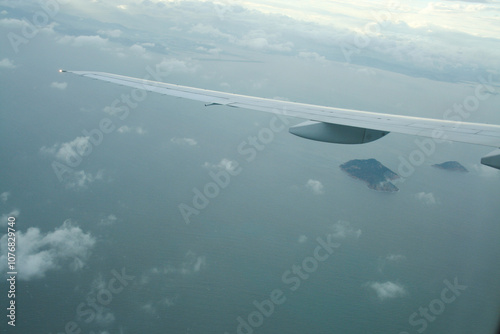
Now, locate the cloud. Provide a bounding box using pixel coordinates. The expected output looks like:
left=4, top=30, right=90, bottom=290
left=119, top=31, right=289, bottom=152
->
left=40, top=136, right=91, bottom=165
left=421, top=2, right=490, bottom=14
left=117, top=125, right=146, bottom=135
left=97, top=29, right=122, bottom=38
left=1, top=209, right=19, bottom=228
left=0, top=18, right=56, bottom=34
left=298, top=235, right=308, bottom=243
left=329, top=220, right=362, bottom=239
left=196, top=46, right=223, bottom=55
left=0, top=17, right=29, bottom=28
left=40, top=138, right=105, bottom=189
left=357, top=68, right=377, bottom=76
left=136, top=250, right=202, bottom=317
left=129, top=44, right=148, bottom=57
left=171, top=137, right=198, bottom=146
left=0, top=220, right=96, bottom=280
left=190, top=23, right=233, bottom=40
left=298, top=51, right=327, bottom=63
left=1, top=191, right=10, bottom=203
left=137, top=251, right=207, bottom=316
left=100, top=214, right=117, bottom=226
left=103, top=105, right=126, bottom=116
left=64, top=170, right=104, bottom=190
left=208, top=47, right=222, bottom=55
left=185, top=251, right=207, bottom=273
left=365, top=281, right=408, bottom=301
left=156, top=57, right=199, bottom=74
left=82, top=274, right=116, bottom=326
left=141, top=295, right=178, bottom=317
left=377, top=254, right=406, bottom=273
left=237, top=30, right=294, bottom=52
left=50, top=81, right=68, bottom=90
left=145, top=250, right=207, bottom=278
left=415, top=192, right=437, bottom=205
left=306, top=179, right=324, bottom=195
left=190, top=24, right=293, bottom=53
left=203, top=158, right=239, bottom=173
left=0, top=58, right=15, bottom=69
left=444, top=0, right=489, bottom=2
left=58, top=35, right=109, bottom=47
left=386, top=254, right=406, bottom=262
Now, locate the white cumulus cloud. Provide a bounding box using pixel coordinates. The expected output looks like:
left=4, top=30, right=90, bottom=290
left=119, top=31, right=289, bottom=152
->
left=203, top=158, right=239, bottom=173
left=130, top=44, right=147, bottom=56
left=100, top=214, right=117, bottom=226
left=65, top=170, right=104, bottom=190
left=306, top=179, right=324, bottom=195
left=298, top=51, right=327, bottom=63
left=415, top=192, right=437, bottom=205
left=1, top=209, right=19, bottom=228
left=40, top=136, right=92, bottom=165
left=145, top=250, right=207, bottom=278
left=190, top=23, right=232, bottom=40
left=0, top=220, right=96, bottom=280
left=0, top=58, right=15, bottom=69
left=329, top=220, right=362, bottom=239
left=171, top=137, right=198, bottom=146
left=117, top=126, right=146, bottom=135
left=58, top=35, right=109, bottom=47
left=40, top=137, right=106, bottom=189
left=365, top=281, right=408, bottom=301
left=97, top=29, right=122, bottom=38
left=82, top=274, right=117, bottom=326
left=237, top=30, right=293, bottom=52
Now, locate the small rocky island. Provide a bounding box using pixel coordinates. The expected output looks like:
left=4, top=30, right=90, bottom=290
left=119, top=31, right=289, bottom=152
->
left=340, top=159, right=400, bottom=192
left=432, top=161, right=468, bottom=172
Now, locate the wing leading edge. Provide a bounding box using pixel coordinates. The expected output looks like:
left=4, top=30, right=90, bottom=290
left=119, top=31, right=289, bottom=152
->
left=60, top=70, right=500, bottom=169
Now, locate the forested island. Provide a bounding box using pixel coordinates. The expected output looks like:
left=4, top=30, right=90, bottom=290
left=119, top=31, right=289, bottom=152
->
left=340, top=159, right=400, bottom=192
left=432, top=161, right=468, bottom=172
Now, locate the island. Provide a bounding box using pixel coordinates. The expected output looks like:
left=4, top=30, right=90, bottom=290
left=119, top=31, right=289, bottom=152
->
left=432, top=161, right=468, bottom=172
left=340, top=159, right=400, bottom=192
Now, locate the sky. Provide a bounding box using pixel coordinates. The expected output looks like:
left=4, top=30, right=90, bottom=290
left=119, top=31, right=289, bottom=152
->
left=0, top=0, right=500, bottom=333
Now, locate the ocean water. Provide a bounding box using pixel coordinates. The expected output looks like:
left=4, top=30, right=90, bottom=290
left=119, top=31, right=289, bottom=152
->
left=2, top=94, right=499, bottom=333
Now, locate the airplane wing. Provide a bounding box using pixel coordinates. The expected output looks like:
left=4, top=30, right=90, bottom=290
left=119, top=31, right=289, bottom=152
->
left=60, top=70, right=500, bottom=169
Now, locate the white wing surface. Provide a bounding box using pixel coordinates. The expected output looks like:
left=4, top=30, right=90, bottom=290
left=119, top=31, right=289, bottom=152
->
left=61, top=70, right=500, bottom=168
